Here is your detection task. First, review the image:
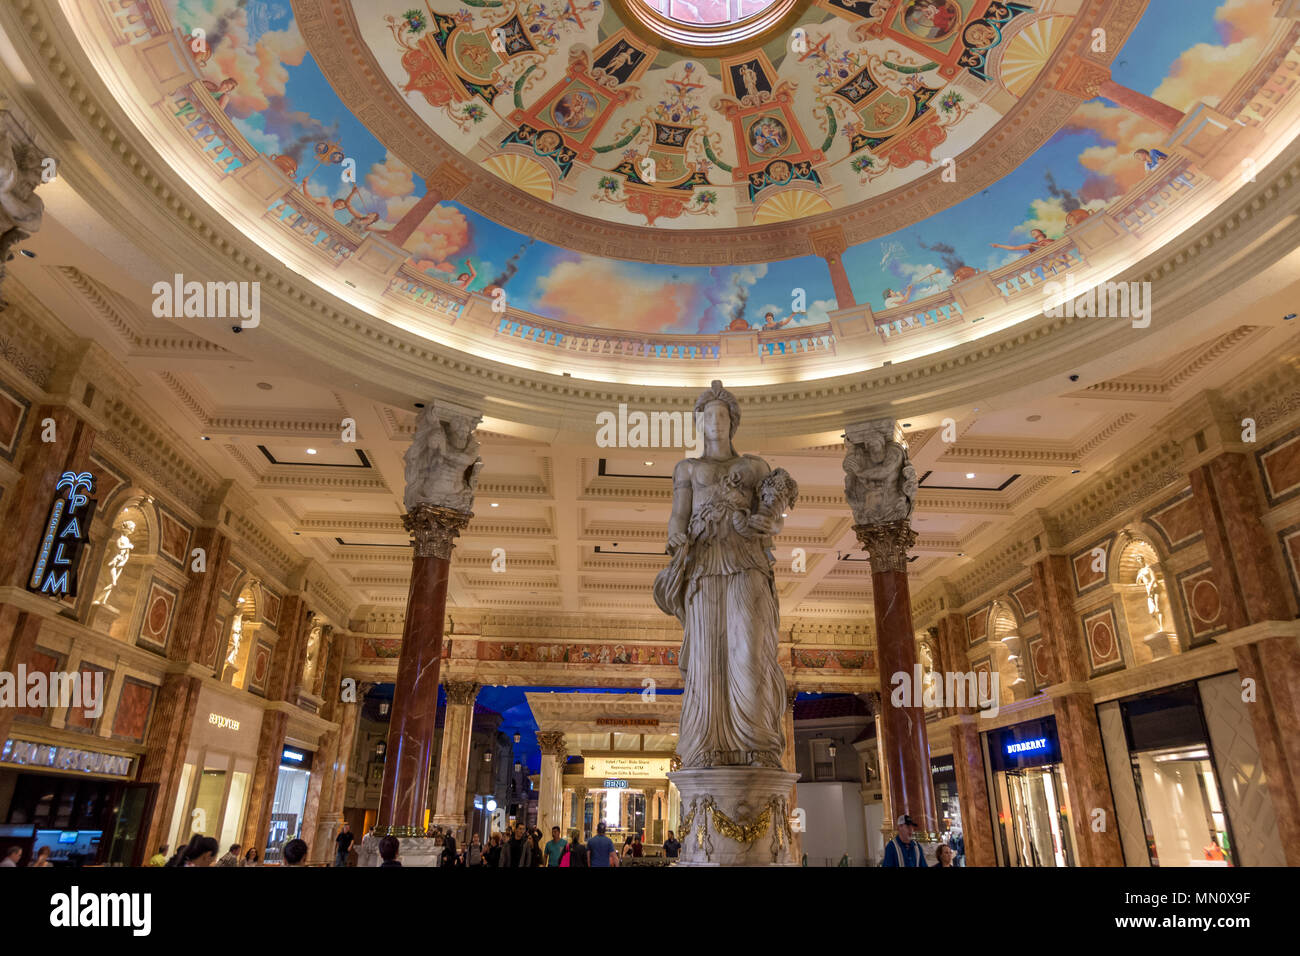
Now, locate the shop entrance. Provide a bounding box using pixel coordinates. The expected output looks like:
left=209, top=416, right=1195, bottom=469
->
left=997, top=765, right=1075, bottom=867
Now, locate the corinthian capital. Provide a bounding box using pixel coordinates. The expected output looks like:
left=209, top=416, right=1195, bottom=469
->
left=843, top=418, right=918, bottom=526
left=535, top=731, right=566, bottom=756
left=443, top=679, right=481, bottom=705
left=853, top=520, right=917, bottom=574
left=403, top=503, right=472, bottom=559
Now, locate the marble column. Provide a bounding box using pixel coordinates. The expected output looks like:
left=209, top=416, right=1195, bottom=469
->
left=936, top=613, right=996, bottom=865
left=430, top=679, right=482, bottom=836
left=0, top=404, right=96, bottom=590
left=1030, top=554, right=1124, bottom=866
left=167, top=526, right=231, bottom=672
left=376, top=505, right=471, bottom=836
left=536, top=731, right=567, bottom=837
left=810, top=227, right=856, bottom=308
left=242, top=711, right=289, bottom=854
left=1054, top=56, right=1184, bottom=130
left=1190, top=452, right=1300, bottom=856
left=782, top=688, right=803, bottom=861
left=0, top=604, right=44, bottom=748
left=575, top=786, right=588, bottom=838
left=845, top=417, right=937, bottom=840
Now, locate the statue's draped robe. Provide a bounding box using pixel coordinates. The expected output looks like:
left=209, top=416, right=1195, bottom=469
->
left=656, top=460, right=786, bottom=768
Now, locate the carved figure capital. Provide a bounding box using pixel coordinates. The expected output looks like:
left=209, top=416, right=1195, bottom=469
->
left=843, top=418, right=918, bottom=526
left=853, top=520, right=917, bottom=573
left=403, top=503, right=472, bottom=559
left=403, top=401, right=483, bottom=513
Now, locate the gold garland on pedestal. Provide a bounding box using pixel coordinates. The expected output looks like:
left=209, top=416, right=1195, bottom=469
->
left=678, top=795, right=793, bottom=863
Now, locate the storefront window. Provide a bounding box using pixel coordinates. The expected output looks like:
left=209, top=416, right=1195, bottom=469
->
left=986, top=718, right=1076, bottom=867
left=1121, top=684, right=1234, bottom=866
left=219, top=771, right=250, bottom=852
left=930, top=755, right=963, bottom=864
left=264, top=748, right=313, bottom=862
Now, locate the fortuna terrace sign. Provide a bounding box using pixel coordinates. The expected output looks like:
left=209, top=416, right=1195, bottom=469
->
left=28, top=471, right=96, bottom=598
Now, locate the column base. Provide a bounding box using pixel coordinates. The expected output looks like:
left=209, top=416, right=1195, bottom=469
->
left=357, top=834, right=446, bottom=867
left=668, top=767, right=800, bottom=867
left=1143, top=630, right=1176, bottom=659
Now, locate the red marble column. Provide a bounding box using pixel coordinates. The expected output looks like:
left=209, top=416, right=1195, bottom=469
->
left=1029, top=555, right=1125, bottom=866
left=937, top=612, right=996, bottom=865
left=0, top=604, right=44, bottom=746
left=376, top=504, right=471, bottom=836
left=138, top=673, right=204, bottom=856
left=1099, top=79, right=1186, bottom=132
left=242, top=710, right=289, bottom=854
left=810, top=227, right=856, bottom=309
left=0, top=404, right=96, bottom=589
left=168, top=526, right=231, bottom=670
left=1189, top=453, right=1290, bottom=626
left=1190, top=451, right=1300, bottom=859
left=857, top=521, right=938, bottom=839
left=383, top=187, right=443, bottom=247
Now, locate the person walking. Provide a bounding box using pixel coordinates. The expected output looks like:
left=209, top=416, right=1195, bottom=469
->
left=587, top=821, right=615, bottom=868
left=565, top=829, right=588, bottom=868
left=662, top=831, right=680, bottom=860
left=485, top=833, right=502, bottom=868
left=378, top=835, right=402, bottom=867
left=934, top=844, right=956, bottom=868
left=440, top=835, right=459, bottom=868
left=881, top=814, right=928, bottom=868
left=182, top=837, right=219, bottom=867
left=498, top=824, right=533, bottom=867
left=530, top=828, right=544, bottom=868
left=216, top=844, right=241, bottom=867
left=544, top=826, right=567, bottom=867
left=334, top=823, right=354, bottom=867
left=282, top=839, right=309, bottom=867
left=465, top=832, right=484, bottom=867
left=0, top=846, right=20, bottom=867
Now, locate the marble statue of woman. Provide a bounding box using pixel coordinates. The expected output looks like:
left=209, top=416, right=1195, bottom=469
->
left=654, top=381, right=798, bottom=769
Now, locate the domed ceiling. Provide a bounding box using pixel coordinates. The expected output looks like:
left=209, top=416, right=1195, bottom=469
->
left=83, top=0, right=1278, bottom=339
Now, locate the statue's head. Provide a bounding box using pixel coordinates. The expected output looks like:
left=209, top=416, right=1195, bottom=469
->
left=694, top=380, right=740, bottom=450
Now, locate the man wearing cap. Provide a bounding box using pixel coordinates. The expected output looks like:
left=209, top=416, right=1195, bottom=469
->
left=882, top=814, right=928, bottom=867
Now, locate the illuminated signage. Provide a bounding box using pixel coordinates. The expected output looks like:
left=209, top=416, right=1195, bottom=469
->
left=1005, top=737, right=1048, bottom=756
left=595, top=717, right=659, bottom=727
left=604, top=779, right=628, bottom=789
left=27, top=472, right=96, bottom=598
left=1, top=738, right=133, bottom=778
left=280, top=746, right=313, bottom=770
left=583, top=755, right=671, bottom=779
left=282, top=748, right=304, bottom=763
left=208, top=713, right=240, bottom=731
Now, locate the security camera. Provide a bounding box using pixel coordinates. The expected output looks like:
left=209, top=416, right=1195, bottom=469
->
left=1068, top=373, right=1080, bottom=382
left=231, top=326, right=243, bottom=334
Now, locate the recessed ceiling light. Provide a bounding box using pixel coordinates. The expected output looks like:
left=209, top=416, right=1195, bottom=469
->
left=966, top=472, right=976, bottom=479
left=306, top=448, right=317, bottom=455
left=414, top=402, right=425, bottom=408
left=1284, top=313, right=1296, bottom=321
left=902, top=423, right=912, bottom=428
left=256, top=382, right=272, bottom=390
left=781, top=512, right=788, bottom=518
left=1071, top=469, right=1081, bottom=475
left=490, top=502, right=499, bottom=507
left=1026, top=414, right=1042, bottom=422
left=957, top=552, right=965, bottom=557
left=644, top=460, right=654, bottom=466
left=200, top=436, right=210, bottom=441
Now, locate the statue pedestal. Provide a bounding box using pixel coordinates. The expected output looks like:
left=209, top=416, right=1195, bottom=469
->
left=668, top=767, right=799, bottom=867
left=1143, top=630, right=1175, bottom=660
left=356, top=834, right=445, bottom=868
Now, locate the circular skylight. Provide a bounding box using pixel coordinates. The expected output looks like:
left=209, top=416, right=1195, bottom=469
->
left=622, top=0, right=798, bottom=48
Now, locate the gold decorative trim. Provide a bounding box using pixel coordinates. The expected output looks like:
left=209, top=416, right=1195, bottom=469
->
left=403, top=504, right=473, bottom=559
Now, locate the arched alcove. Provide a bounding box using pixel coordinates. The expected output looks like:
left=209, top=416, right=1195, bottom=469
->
left=86, top=496, right=155, bottom=641
left=301, top=623, right=325, bottom=698
left=1117, top=535, right=1181, bottom=664
left=989, top=601, right=1028, bottom=703
left=223, top=581, right=262, bottom=690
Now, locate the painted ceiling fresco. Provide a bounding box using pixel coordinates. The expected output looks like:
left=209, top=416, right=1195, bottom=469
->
left=163, top=0, right=1270, bottom=333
